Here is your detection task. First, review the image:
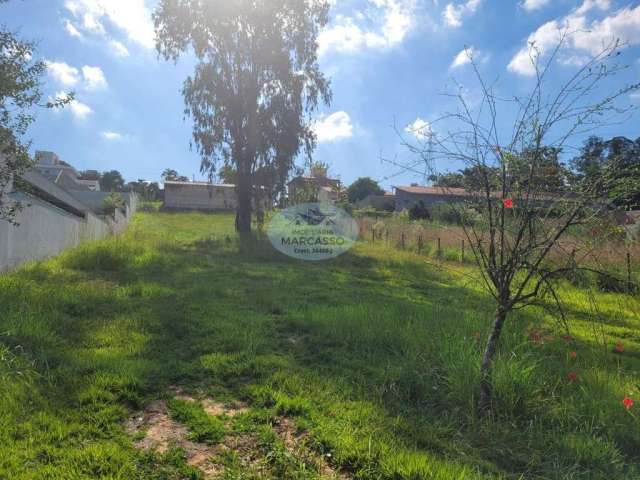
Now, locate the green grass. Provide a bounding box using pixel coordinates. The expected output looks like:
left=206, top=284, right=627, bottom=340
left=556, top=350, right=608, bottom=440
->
left=1, top=211, right=639, bottom=479
left=166, top=398, right=226, bottom=444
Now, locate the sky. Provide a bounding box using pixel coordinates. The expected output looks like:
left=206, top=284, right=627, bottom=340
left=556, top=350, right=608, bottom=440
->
left=3, top=0, right=640, bottom=189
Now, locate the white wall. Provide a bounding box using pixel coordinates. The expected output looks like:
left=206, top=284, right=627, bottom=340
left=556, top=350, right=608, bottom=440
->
left=0, top=192, right=125, bottom=271
left=164, top=183, right=237, bottom=210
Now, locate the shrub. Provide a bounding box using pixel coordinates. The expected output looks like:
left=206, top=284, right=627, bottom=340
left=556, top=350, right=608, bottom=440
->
left=101, top=193, right=125, bottom=216
left=409, top=201, right=430, bottom=221
left=138, top=202, right=158, bottom=213
left=596, top=272, right=629, bottom=293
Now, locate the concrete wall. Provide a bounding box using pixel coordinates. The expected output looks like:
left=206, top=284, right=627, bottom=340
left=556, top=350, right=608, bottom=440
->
left=68, top=191, right=137, bottom=215
left=0, top=189, right=138, bottom=272
left=164, top=183, right=237, bottom=211
left=0, top=192, right=111, bottom=271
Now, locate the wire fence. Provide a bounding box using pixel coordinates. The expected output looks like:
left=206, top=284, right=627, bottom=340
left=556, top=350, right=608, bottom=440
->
left=356, top=216, right=640, bottom=294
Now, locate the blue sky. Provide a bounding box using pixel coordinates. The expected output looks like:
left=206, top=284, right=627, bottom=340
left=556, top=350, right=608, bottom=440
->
left=3, top=0, right=640, bottom=189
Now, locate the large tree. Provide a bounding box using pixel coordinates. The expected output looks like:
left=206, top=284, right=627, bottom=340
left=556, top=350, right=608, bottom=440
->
left=0, top=0, right=70, bottom=222
left=100, top=170, right=126, bottom=192
left=154, top=0, right=331, bottom=235
left=346, top=177, right=384, bottom=203
left=573, top=136, right=640, bottom=210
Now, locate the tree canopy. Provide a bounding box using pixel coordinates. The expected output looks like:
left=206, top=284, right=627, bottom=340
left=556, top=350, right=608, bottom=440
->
left=161, top=168, right=188, bottom=182
left=346, top=177, right=384, bottom=203
left=100, top=170, right=126, bottom=192
left=154, top=0, right=332, bottom=234
left=573, top=136, right=640, bottom=210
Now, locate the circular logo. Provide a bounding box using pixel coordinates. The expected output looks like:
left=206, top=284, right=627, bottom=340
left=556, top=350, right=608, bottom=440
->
left=267, top=203, right=359, bottom=261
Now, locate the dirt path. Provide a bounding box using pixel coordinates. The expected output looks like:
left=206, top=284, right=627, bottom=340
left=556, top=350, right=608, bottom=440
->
left=126, top=386, right=349, bottom=479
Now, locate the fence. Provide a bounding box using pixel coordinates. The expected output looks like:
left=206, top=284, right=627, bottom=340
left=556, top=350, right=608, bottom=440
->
left=357, top=217, right=639, bottom=292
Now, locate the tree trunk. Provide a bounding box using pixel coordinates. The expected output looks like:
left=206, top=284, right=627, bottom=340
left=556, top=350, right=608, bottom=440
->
left=478, top=307, right=508, bottom=414
left=235, top=168, right=253, bottom=237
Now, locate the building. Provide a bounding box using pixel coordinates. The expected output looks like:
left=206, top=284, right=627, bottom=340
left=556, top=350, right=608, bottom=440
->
left=163, top=181, right=238, bottom=211
left=288, top=175, right=341, bottom=203
left=34, top=151, right=100, bottom=192
left=393, top=185, right=471, bottom=211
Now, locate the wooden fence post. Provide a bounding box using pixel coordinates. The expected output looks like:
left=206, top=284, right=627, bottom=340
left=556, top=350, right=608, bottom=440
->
left=437, top=237, right=441, bottom=258
left=418, top=235, right=423, bottom=254
left=627, top=252, right=633, bottom=294
left=461, top=239, right=465, bottom=263
left=371, top=228, right=375, bottom=244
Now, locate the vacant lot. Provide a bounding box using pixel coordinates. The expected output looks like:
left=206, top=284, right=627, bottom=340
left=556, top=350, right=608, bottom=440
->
left=1, top=211, right=639, bottom=479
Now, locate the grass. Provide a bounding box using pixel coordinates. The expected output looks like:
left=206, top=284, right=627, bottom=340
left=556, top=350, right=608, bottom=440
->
left=0, top=210, right=639, bottom=479
left=166, top=398, right=226, bottom=444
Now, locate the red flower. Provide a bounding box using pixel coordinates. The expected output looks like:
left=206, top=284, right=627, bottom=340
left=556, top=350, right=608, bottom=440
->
left=570, top=351, right=577, bottom=359
left=623, top=397, right=634, bottom=410
left=503, top=199, right=514, bottom=209
left=567, top=372, right=578, bottom=382
left=615, top=341, right=625, bottom=353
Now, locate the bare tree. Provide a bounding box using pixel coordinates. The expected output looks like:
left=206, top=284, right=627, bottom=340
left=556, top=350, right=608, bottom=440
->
left=394, top=35, right=639, bottom=413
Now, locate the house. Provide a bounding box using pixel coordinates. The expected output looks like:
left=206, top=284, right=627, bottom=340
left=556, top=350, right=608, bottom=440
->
left=163, top=181, right=238, bottom=211
left=288, top=175, right=341, bottom=203
left=34, top=151, right=100, bottom=192
left=393, top=185, right=471, bottom=211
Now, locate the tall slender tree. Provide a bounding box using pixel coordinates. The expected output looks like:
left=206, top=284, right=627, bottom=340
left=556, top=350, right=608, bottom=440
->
left=154, top=0, right=331, bottom=235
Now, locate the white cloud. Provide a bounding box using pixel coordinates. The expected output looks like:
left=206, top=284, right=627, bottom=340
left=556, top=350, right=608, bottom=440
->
left=318, top=0, right=415, bottom=56
left=521, top=0, right=551, bottom=12
left=69, top=99, right=93, bottom=119
left=48, top=61, right=108, bottom=91
left=64, top=19, right=83, bottom=38
left=442, top=0, right=481, bottom=28
left=81, top=12, right=105, bottom=34
left=450, top=46, right=475, bottom=68
left=81, top=65, right=107, bottom=90
left=46, top=61, right=80, bottom=87
left=52, top=91, right=93, bottom=120
left=102, top=131, right=123, bottom=141
left=109, top=40, right=130, bottom=57
left=575, top=0, right=610, bottom=16
left=313, top=111, right=354, bottom=142
left=630, top=91, right=640, bottom=103
left=508, top=1, right=640, bottom=76
left=64, top=0, right=155, bottom=49
left=405, top=117, right=432, bottom=140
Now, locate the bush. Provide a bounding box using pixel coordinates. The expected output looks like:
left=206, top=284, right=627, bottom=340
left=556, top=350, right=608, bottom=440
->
left=138, top=202, right=159, bottom=213
left=409, top=201, right=430, bottom=221
left=596, top=273, right=629, bottom=293
left=431, top=203, right=463, bottom=225
left=101, top=193, right=125, bottom=216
